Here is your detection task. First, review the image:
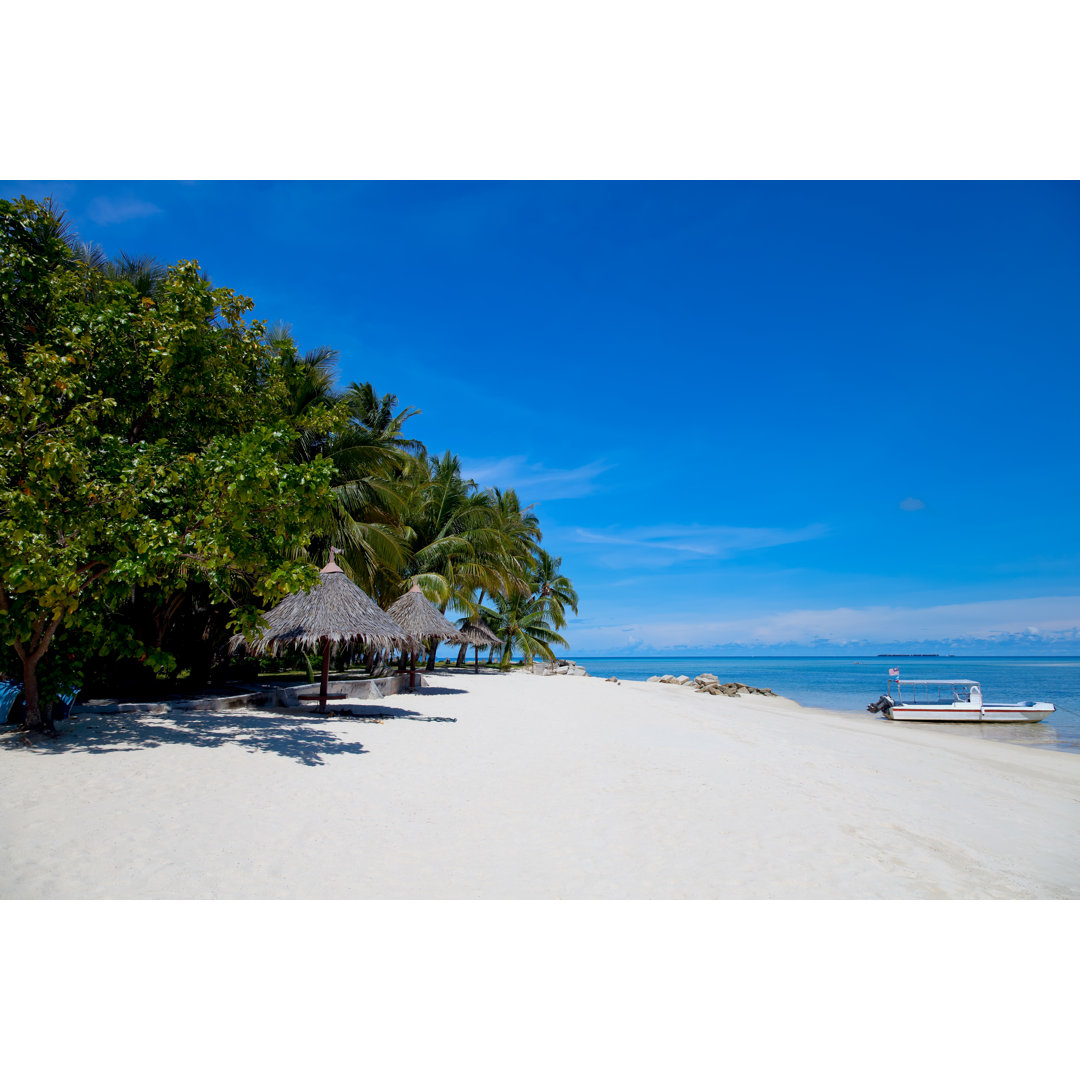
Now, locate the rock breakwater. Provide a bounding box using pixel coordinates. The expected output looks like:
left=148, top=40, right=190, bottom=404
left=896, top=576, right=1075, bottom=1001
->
left=647, top=672, right=777, bottom=697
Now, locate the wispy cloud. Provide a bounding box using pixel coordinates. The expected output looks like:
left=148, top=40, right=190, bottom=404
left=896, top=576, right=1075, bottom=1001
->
left=565, top=595, right=1080, bottom=652
left=86, top=196, right=163, bottom=226
left=899, top=497, right=925, bottom=511
left=460, top=455, right=610, bottom=501
left=570, top=523, right=827, bottom=568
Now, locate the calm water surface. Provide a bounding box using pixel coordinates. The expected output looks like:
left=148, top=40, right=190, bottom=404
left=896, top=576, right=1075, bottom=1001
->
left=571, top=656, right=1080, bottom=755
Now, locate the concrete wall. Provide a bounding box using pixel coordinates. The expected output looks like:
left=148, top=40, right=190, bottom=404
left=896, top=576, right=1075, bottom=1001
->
left=78, top=692, right=270, bottom=715
left=274, top=673, right=420, bottom=707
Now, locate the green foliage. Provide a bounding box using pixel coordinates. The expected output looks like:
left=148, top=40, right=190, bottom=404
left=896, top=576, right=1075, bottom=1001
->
left=0, top=194, right=581, bottom=728
left=0, top=196, right=335, bottom=729
left=485, top=590, right=569, bottom=668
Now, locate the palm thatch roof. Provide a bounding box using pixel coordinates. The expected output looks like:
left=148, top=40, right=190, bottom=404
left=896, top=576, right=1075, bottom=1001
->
left=456, top=618, right=501, bottom=647
left=386, top=584, right=469, bottom=644
left=230, top=554, right=413, bottom=656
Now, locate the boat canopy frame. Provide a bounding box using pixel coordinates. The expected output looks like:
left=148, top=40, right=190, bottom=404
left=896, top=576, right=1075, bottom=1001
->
left=888, top=677, right=981, bottom=705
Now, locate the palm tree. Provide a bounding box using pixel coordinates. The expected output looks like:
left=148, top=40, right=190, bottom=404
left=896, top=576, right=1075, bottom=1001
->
left=451, top=489, right=544, bottom=666
left=265, top=323, right=338, bottom=421
left=105, top=252, right=169, bottom=298
left=485, top=591, right=568, bottom=669
left=320, top=407, right=415, bottom=594
left=533, top=550, right=579, bottom=630
left=69, top=242, right=170, bottom=298
left=345, top=382, right=424, bottom=454
left=490, top=487, right=543, bottom=570
left=263, top=327, right=416, bottom=595
left=392, top=452, right=535, bottom=669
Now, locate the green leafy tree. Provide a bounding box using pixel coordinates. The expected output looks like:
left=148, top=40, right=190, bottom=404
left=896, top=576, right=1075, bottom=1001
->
left=0, top=196, right=335, bottom=732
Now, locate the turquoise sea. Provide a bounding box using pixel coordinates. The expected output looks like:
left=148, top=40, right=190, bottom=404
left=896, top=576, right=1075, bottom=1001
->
left=571, top=656, right=1080, bottom=755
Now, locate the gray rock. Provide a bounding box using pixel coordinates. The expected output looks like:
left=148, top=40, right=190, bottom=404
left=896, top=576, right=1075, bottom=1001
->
left=605, top=676, right=619, bottom=683
left=675, top=675, right=692, bottom=685
left=694, top=673, right=720, bottom=686
left=658, top=675, right=678, bottom=684
left=646, top=676, right=661, bottom=683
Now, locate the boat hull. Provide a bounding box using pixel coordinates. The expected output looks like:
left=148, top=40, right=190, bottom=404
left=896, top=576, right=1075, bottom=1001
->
left=885, top=703, right=1055, bottom=724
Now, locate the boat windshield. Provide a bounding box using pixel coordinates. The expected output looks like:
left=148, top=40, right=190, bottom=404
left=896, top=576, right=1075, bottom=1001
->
left=890, top=679, right=978, bottom=705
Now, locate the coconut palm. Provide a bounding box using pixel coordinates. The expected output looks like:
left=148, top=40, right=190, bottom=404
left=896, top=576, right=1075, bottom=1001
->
left=265, top=323, right=338, bottom=424
left=392, top=452, right=539, bottom=668
left=264, top=326, right=415, bottom=593
left=70, top=242, right=171, bottom=299
left=106, top=252, right=169, bottom=298
left=485, top=591, right=568, bottom=668
left=450, top=490, right=543, bottom=665
left=398, top=452, right=508, bottom=602
left=345, top=381, right=424, bottom=454
left=489, top=487, right=543, bottom=573
left=533, top=550, right=579, bottom=630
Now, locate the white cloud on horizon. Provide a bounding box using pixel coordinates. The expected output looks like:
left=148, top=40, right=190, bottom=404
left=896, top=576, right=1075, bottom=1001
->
left=563, top=594, right=1080, bottom=652
left=571, top=523, right=828, bottom=568
left=460, top=455, right=610, bottom=501
left=899, top=497, right=926, bottom=511
left=86, top=195, right=163, bottom=226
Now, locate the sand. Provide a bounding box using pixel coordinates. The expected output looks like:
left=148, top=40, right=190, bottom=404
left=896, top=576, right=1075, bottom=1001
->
left=2, top=671, right=1078, bottom=899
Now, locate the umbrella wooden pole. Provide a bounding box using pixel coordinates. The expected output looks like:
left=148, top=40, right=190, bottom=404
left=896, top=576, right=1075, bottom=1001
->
left=474, top=645, right=479, bottom=674
left=409, top=649, right=417, bottom=689
left=320, top=638, right=331, bottom=712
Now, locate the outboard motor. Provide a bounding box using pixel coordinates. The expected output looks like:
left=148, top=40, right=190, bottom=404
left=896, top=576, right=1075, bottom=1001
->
left=867, top=694, right=894, bottom=714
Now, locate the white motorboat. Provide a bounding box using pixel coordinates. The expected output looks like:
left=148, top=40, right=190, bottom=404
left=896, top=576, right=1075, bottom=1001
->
left=867, top=677, right=1055, bottom=723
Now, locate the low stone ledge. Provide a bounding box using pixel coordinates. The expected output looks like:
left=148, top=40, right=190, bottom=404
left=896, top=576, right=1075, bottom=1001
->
left=76, top=691, right=271, bottom=715
left=273, top=673, right=419, bottom=706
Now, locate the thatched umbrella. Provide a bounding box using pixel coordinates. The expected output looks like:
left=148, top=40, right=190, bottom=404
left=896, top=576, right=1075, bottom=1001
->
left=231, top=552, right=413, bottom=711
left=456, top=618, right=502, bottom=673
left=386, top=584, right=469, bottom=688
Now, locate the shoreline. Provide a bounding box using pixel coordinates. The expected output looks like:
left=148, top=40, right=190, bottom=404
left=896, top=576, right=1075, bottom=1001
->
left=3, top=670, right=1078, bottom=899
left=553, top=656, right=1080, bottom=755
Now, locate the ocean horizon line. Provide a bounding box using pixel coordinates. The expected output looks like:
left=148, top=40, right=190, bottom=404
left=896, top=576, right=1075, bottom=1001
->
left=561, top=653, right=1080, bottom=660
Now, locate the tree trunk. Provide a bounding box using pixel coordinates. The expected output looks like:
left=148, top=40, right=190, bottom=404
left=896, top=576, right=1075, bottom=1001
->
left=152, top=589, right=186, bottom=649
left=20, top=655, right=52, bottom=734
left=425, top=637, right=437, bottom=672
left=10, top=613, right=60, bottom=735
left=464, top=591, right=485, bottom=672
left=319, top=638, right=331, bottom=712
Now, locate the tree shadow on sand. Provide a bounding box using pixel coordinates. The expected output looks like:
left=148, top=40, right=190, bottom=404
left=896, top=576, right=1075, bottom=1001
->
left=0, top=701, right=458, bottom=766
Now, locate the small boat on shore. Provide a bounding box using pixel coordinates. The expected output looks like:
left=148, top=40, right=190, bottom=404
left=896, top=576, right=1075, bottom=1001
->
left=867, top=677, right=1055, bottom=723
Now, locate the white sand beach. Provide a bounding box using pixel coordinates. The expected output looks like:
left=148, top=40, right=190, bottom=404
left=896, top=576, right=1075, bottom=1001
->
left=2, top=671, right=1078, bottom=899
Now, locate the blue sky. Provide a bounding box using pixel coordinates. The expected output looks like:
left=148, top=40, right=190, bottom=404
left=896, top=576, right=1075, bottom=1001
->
left=5, top=180, right=1079, bottom=654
